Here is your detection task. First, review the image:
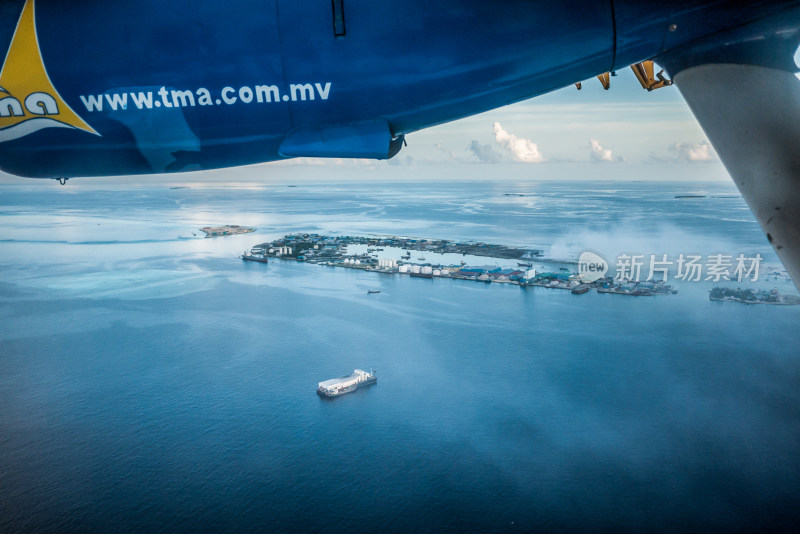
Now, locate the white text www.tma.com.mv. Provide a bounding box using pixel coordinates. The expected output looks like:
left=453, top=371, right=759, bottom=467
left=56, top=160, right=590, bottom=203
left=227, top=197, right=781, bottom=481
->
left=79, top=82, right=332, bottom=112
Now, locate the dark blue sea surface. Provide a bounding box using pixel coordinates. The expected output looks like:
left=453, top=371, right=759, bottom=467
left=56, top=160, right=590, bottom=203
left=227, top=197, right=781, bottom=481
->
left=1, top=179, right=799, bottom=532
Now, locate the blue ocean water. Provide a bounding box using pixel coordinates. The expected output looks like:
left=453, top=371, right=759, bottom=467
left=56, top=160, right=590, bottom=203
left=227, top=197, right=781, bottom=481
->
left=1, top=179, right=799, bottom=532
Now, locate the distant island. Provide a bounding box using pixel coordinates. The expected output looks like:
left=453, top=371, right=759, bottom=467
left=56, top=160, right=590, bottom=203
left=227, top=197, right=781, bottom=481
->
left=254, top=233, right=543, bottom=260
left=710, top=287, right=800, bottom=305
left=200, top=225, right=255, bottom=237
left=235, top=233, right=800, bottom=304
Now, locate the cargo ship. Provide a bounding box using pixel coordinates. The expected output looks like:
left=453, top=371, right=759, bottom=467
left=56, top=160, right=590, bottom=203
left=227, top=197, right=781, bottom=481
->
left=241, top=250, right=269, bottom=263
left=317, top=369, right=377, bottom=398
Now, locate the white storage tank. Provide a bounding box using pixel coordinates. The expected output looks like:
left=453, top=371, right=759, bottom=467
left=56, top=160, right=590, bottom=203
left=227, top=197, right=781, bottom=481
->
left=421, top=266, right=433, bottom=275
left=433, top=269, right=441, bottom=276
left=411, top=265, right=421, bottom=274
left=399, top=265, right=409, bottom=273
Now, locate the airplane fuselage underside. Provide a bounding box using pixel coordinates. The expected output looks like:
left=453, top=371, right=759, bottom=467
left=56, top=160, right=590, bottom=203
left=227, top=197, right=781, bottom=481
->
left=0, top=0, right=796, bottom=178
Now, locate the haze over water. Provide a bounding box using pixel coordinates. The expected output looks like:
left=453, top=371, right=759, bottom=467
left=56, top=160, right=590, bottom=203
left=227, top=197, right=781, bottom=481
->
left=1, top=179, right=799, bottom=532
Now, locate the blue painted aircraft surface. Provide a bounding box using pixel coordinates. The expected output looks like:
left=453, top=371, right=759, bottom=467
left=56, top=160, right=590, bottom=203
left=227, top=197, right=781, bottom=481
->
left=2, top=0, right=800, bottom=286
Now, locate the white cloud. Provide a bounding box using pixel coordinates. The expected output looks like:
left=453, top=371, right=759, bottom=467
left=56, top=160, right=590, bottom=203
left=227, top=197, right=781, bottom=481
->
left=670, top=141, right=716, bottom=162
left=467, top=140, right=503, bottom=163
left=547, top=221, right=741, bottom=264
left=589, top=138, right=613, bottom=162
left=492, top=122, right=544, bottom=163
left=434, top=143, right=457, bottom=161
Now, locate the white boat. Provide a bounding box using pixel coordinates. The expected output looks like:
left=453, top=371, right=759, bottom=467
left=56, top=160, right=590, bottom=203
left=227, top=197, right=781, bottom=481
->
left=317, top=369, right=377, bottom=398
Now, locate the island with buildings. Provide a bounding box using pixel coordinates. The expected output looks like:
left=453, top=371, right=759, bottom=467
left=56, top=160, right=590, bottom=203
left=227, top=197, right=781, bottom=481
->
left=710, top=287, right=800, bottom=305
left=242, top=233, right=679, bottom=296
left=259, top=234, right=545, bottom=260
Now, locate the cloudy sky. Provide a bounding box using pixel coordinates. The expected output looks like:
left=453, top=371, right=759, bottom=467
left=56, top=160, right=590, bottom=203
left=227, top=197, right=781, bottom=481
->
left=383, top=48, right=800, bottom=183
left=267, top=65, right=732, bottom=183
left=410, top=68, right=712, bottom=165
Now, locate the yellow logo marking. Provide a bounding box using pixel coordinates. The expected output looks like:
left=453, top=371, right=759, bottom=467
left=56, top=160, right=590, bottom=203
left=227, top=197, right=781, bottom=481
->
left=0, top=0, right=98, bottom=142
